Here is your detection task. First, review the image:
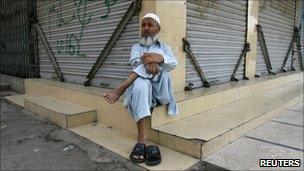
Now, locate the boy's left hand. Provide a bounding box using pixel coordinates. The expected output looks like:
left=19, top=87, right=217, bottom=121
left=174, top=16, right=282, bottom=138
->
left=141, top=53, right=164, bottom=65
left=146, top=63, right=160, bottom=75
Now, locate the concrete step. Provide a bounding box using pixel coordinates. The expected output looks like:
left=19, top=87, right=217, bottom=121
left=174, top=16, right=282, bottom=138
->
left=153, top=81, right=303, bottom=159
left=8, top=72, right=303, bottom=167
left=21, top=72, right=303, bottom=160
left=23, top=72, right=303, bottom=137
left=0, top=83, right=10, bottom=91
left=4, top=94, right=27, bottom=107
left=151, top=72, right=304, bottom=128
left=24, top=96, right=97, bottom=128
left=69, top=122, right=198, bottom=170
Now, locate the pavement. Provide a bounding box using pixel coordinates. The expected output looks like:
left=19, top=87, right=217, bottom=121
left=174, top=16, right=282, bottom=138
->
left=1, top=89, right=303, bottom=170
left=205, top=97, right=304, bottom=170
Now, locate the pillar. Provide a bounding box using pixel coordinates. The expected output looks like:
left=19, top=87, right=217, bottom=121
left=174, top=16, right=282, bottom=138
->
left=245, top=0, right=259, bottom=78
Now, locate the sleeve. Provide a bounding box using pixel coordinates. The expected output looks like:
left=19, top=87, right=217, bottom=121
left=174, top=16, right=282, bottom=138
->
left=129, top=44, right=153, bottom=78
left=132, top=64, right=154, bottom=79
left=129, top=44, right=142, bottom=68
left=160, top=43, right=178, bottom=72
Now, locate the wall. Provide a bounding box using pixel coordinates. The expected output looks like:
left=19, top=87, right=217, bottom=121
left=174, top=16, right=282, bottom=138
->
left=245, top=0, right=259, bottom=78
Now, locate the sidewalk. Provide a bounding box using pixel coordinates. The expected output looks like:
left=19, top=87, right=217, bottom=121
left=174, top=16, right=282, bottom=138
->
left=205, top=98, right=304, bottom=170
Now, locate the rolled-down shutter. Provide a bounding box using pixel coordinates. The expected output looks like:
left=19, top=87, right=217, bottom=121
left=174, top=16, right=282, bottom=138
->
left=302, top=7, right=304, bottom=67
left=0, top=0, right=32, bottom=78
left=299, top=0, right=303, bottom=70
left=37, top=0, right=138, bottom=88
left=294, top=0, right=303, bottom=71
left=186, top=0, right=247, bottom=88
left=256, top=0, right=296, bottom=76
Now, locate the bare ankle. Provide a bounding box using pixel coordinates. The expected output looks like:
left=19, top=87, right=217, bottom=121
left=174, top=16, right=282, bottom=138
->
left=137, top=139, right=146, bottom=144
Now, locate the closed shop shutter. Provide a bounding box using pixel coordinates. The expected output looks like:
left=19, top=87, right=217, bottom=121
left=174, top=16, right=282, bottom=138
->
left=37, top=0, right=138, bottom=88
left=256, top=0, right=296, bottom=76
left=1, top=0, right=33, bottom=78
left=299, top=0, right=303, bottom=70
left=302, top=10, right=304, bottom=68
left=186, top=0, right=247, bottom=88
left=294, top=0, right=303, bottom=71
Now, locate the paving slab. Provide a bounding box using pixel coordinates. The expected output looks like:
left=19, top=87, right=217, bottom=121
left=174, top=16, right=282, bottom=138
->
left=205, top=103, right=304, bottom=171
left=272, top=110, right=303, bottom=127
left=70, top=123, right=199, bottom=170
left=205, top=137, right=304, bottom=170
left=247, top=121, right=303, bottom=152
left=288, top=102, right=304, bottom=113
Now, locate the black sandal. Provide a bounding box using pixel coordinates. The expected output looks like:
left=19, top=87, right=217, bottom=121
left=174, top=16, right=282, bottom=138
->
left=145, top=145, right=161, bottom=166
left=130, top=143, right=146, bottom=163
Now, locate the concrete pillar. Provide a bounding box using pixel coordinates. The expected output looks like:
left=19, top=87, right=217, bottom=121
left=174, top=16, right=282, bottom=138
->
left=139, top=0, right=186, bottom=92
left=245, top=0, right=259, bottom=78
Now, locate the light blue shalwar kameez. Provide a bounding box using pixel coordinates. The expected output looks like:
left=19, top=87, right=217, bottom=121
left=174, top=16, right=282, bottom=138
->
left=123, top=41, right=179, bottom=122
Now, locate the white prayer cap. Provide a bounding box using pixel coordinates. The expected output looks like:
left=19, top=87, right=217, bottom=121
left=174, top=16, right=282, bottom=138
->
left=142, top=13, right=160, bottom=25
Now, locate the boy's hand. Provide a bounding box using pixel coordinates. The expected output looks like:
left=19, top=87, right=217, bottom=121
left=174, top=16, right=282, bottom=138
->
left=146, top=63, right=160, bottom=75
left=141, top=53, right=164, bottom=65
left=102, top=92, right=120, bottom=104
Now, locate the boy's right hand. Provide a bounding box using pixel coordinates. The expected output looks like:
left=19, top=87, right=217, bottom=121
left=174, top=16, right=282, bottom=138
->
left=102, top=92, right=120, bottom=104
left=146, top=63, right=160, bottom=75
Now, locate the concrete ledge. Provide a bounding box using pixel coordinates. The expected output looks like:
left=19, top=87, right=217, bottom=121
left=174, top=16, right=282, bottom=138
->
left=23, top=72, right=303, bottom=137
left=201, top=95, right=301, bottom=158
left=0, top=74, right=25, bottom=93
left=152, top=72, right=303, bottom=127
left=24, top=96, right=96, bottom=128
left=0, top=84, right=10, bottom=91
left=16, top=71, right=304, bottom=161
left=153, top=80, right=303, bottom=159
left=156, top=95, right=301, bottom=159
left=4, top=94, right=28, bottom=107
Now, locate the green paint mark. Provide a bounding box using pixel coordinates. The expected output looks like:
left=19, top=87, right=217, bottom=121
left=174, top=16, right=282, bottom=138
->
left=55, top=0, right=76, bottom=27
left=101, top=0, right=117, bottom=19
left=48, top=0, right=117, bottom=58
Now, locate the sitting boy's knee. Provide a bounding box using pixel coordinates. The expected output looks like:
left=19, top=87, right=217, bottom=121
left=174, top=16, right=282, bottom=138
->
left=133, top=77, right=151, bottom=92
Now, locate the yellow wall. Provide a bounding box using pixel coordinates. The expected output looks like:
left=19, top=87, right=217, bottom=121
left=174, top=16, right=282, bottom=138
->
left=245, top=0, right=259, bottom=78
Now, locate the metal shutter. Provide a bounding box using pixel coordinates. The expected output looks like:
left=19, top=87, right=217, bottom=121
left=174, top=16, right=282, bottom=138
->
left=294, top=0, right=303, bottom=71
left=0, top=0, right=33, bottom=78
left=186, top=0, right=247, bottom=88
left=302, top=8, right=304, bottom=67
left=37, top=0, right=138, bottom=88
left=256, top=0, right=296, bottom=76
left=300, top=0, right=303, bottom=70
left=93, top=15, right=139, bottom=88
